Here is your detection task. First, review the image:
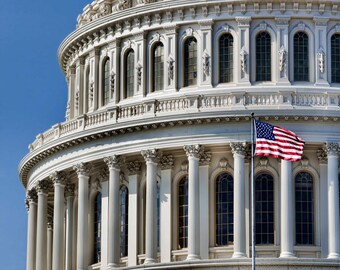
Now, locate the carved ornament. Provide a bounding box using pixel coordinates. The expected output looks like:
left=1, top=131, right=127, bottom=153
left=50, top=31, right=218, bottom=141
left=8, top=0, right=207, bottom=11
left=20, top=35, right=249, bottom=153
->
left=183, top=145, right=204, bottom=158
left=141, top=149, right=162, bottom=163
left=73, top=162, right=92, bottom=176
left=49, top=171, right=67, bottom=186
left=230, top=142, right=247, bottom=156
left=160, top=155, right=174, bottom=170
left=36, top=179, right=52, bottom=194
left=200, top=151, right=212, bottom=166
left=104, top=155, right=123, bottom=169
left=127, top=160, right=142, bottom=175
left=65, top=183, right=75, bottom=197
left=325, top=142, right=340, bottom=156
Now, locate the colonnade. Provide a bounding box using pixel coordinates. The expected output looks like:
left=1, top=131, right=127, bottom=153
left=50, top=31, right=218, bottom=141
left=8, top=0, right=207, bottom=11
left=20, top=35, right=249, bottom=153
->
left=25, top=142, right=340, bottom=270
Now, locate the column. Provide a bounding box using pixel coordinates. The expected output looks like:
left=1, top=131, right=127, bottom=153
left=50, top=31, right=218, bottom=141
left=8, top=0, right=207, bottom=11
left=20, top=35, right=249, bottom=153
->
left=50, top=171, right=67, bottom=270
left=184, top=145, right=203, bottom=261
left=127, top=161, right=142, bottom=266
left=235, top=17, right=251, bottom=85
left=26, top=189, right=38, bottom=270
left=280, top=160, right=295, bottom=258
left=65, top=184, right=75, bottom=270
left=142, top=149, right=162, bottom=264
left=230, top=142, right=247, bottom=258
left=47, top=217, right=53, bottom=270
left=199, top=152, right=211, bottom=259
left=73, top=162, right=92, bottom=270
left=159, top=155, right=174, bottom=262
left=326, top=143, right=340, bottom=258
left=104, top=156, right=123, bottom=268
left=314, top=18, right=329, bottom=86
left=36, top=179, right=51, bottom=270
left=275, top=17, right=290, bottom=85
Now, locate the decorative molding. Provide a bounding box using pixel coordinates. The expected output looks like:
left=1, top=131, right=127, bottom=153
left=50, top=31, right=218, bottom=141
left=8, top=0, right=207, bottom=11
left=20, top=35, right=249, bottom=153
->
left=141, top=149, right=162, bottom=163
left=236, top=17, right=251, bottom=27
left=317, top=48, right=325, bottom=74
left=300, top=156, right=309, bottom=168
left=49, top=171, right=67, bottom=186
left=219, top=158, right=229, bottom=169
left=112, top=0, right=131, bottom=12
left=275, top=17, right=290, bottom=26
left=185, top=27, right=194, bottom=37
left=126, top=160, right=142, bottom=175
left=181, top=161, right=189, bottom=172
left=258, top=156, right=269, bottom=167
left=240, top=47, right=248, bottom=73
left=279, top=45, right=287, bottom=72
left=317, top=148, right=327, bottom=164
left=202, top=51, right=210, bottom=76
left=230, top=142, right=247, bottom=156
left=104, top=155, right=123, bottom=169
left=90, top=178, right=101, bottom=192
left=73, top=162, right=92, bottom=176
left=183, top=144, right=204, bottom=158
left=98, top=167, right=109, bottom=181
left=136, top=63, right=142, bottom=86
left=160, top=155, right=174, bottom=170
left=167, top=57, right=175, bottom=80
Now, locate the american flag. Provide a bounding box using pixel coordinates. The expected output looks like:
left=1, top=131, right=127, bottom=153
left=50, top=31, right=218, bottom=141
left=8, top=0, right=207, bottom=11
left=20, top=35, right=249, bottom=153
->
left=254, top=120, right=305, bottom=161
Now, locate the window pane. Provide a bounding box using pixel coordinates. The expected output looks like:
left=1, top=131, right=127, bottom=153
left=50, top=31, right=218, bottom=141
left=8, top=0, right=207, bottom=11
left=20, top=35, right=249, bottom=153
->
left=120, top=185, right=129, bottom=256
left=178, top=176, right=188, bottom=249
left=256, top=32, right=271, bottom=81
left=153, top=43, right=164, bottom=91
left=94, top=192, right=102, bottom=263
left=103, top=59, right=110, bottom=105
left=255, top=173, right=274, bottom=244
left=331, top=34, right=340, bottom=83
left=295, top=172, right=314, bottom=245
left=294, top=32, right=309, bottom=81
left=126, top=50, right=134, bottom=98
left=219, top=34, right=233, bottom=83
left=216, top=173, right=234, bottom=246
left=184, top=37, right=197, bottom=87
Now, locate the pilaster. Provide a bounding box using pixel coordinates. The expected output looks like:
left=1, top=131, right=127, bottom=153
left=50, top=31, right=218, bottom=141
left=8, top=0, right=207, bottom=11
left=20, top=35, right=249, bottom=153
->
left=163, top=26, right=178, bottom=92
left=199, top=20, right=213, bottom=88
left=134, top=32, right=146, bottom=97
left=314, top=18, right=329, bottom=86
left=236, top=17, right=251, bottom=85
left=275, top=17, right=290, bottom=85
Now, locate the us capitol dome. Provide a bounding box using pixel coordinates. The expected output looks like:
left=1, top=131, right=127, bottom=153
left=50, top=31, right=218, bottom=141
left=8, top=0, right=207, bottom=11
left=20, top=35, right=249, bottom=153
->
left=19, top=0, right=340, bottom=269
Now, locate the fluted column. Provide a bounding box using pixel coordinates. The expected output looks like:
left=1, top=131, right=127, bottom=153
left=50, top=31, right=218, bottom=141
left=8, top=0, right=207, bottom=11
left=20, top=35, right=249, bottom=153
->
left=65, top=184, right=75, bottom=270
left=326, top=143, right=340, bottom=259
left=36, top=179, right=52, bottom=270
left=50, top=171, right=67, bottom=270
left=280, top=160, right=295, bottom=258
left=73, top=162, right=92, bottom=270
left=159, top=155, right=174, bottom=262
left=47, top=217, right=53, bottom=270
left=127, top=161, right=142, bottom=266
left=26, top=189, right=38, bottom=270
left=142, top=149, right=162, bottom=264
left=230, top=142, right=247, bottom=258
left=104, top=156, right=123, bottom=269
left=184, top=145, right=203, bottom=261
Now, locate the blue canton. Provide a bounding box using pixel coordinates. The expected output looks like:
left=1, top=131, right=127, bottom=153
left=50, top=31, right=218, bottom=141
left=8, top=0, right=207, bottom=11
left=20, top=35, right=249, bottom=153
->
left=255, top=120, right=275, bottom=140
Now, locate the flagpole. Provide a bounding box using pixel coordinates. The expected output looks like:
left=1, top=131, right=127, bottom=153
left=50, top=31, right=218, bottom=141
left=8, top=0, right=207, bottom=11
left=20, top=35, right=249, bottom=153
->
left=251, top=113, right=256, bottom=270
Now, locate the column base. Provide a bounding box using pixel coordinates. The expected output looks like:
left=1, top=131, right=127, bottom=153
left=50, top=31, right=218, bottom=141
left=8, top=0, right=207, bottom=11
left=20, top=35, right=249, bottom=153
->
left=327, top=253, right=340, bottom=259
left=232, top=252, right=247, bottom=259
left=107, top=263, right=120, bottom=269
left=144, top=258, right=157, bottom=264
left=186, top=254, right=201, bottom=261
left=279, top=251, right=296, bottom=258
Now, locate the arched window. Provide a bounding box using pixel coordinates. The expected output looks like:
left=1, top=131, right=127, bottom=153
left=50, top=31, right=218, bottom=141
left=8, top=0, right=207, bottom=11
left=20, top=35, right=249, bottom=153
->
left=255, top=173, right=274, bottom=244
left=102, top=58, right=110, bottom=105
left=256, top=31, right=271, bottom=82
left=120, top=185, right=129, bottom=257
left=153, top=43, right=164, bottom=92
left=294, top=32, right=309, bottom=81
left=178, top=176, right=188, bottom=249
left=331, top=34, right=340, bottom=83
left=184, top=37, right=197, bottom=87
left=216, top=172, right=234, bottom=246
left=295, top=172, right=314, bottom=245
left=219, top=33, right=234, bottom=83
left=125, top=50, right=135, bottom=98
left=94, top=192, right=102, bottom=263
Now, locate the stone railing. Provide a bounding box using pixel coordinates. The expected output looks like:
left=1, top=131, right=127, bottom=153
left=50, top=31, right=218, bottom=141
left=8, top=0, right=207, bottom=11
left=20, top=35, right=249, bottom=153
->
left=28, top=92, right=340, bottom=152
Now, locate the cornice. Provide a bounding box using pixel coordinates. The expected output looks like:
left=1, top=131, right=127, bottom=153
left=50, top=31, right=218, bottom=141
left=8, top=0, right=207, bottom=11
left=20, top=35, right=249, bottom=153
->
left=58, top=0, right=340, bottom=74
left=19, top=110, right=340, bottom=188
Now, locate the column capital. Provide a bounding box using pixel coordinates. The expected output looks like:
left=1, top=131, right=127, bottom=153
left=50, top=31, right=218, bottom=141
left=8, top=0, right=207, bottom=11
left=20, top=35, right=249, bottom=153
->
left=127, top=160, right=142, bottom=175
left=184, top=145, right=204, bottom=159
left=141, top=149, right=162, bottom=163
left=230, top=142, right=247, bottom=156
left=65, top=183, right=75, bottom=198
left=317, top=148, right=328, bottom=164
left=90, top=178, right=101, bottom=192
left=199, top=151, right=212, bottom=166
left=25, top=188, right=38, bottom=210
left=325, top=142, right=340, bottom=156
left=275, top=16, right=290, bottom=26
left=73, top=162, right=92, bottom=177
left=160, top=155, right=174, bottom=170
left=47, top=216, right=53, bottom=229
left=104, top=155, right=123, bottom=169
left=236, top=16, right=251, bottom=27
left=36, top=179, right=52, bottom=194
left=49, top=171, right=67, bottom=186
left=99, top=167, right=109, bottom=182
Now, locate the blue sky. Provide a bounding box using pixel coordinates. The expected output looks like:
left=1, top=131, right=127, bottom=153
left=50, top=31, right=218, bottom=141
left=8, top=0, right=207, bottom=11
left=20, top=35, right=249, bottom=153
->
left=0, top=1, right=88, bottom=268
